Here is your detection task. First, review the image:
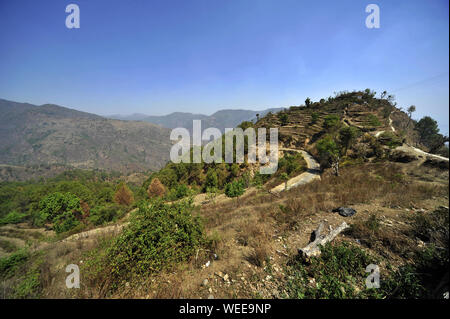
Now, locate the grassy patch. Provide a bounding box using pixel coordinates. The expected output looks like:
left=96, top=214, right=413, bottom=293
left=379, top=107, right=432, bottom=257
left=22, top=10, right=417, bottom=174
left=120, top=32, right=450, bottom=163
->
left=285, top=242, right=380, bottom=299
left=0, top=248, right=28, bottom=278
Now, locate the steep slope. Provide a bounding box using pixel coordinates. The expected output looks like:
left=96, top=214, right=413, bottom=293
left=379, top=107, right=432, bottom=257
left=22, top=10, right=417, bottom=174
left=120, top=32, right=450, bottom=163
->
left=255, top=91, right=418, bottom=150
left=0, top=99, right=172, bottom=173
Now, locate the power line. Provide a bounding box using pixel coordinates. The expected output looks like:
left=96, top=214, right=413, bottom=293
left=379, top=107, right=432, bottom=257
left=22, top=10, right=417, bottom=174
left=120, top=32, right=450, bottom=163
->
left=391, top=72, right=449, bottom=93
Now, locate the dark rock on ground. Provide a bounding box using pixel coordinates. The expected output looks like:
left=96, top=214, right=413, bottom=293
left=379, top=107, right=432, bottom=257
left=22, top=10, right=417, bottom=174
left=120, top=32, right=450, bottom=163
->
left=332, top=207, right=356, bottom=217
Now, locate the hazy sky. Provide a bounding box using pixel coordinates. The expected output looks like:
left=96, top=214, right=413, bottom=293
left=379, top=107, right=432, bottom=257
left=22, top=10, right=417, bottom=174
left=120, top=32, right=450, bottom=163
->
left=0, top=0, right=448, bottom=133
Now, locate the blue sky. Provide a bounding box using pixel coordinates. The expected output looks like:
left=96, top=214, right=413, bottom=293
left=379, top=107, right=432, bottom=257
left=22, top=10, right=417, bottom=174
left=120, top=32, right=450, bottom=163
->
left=0, top=0, right=448, bottom=133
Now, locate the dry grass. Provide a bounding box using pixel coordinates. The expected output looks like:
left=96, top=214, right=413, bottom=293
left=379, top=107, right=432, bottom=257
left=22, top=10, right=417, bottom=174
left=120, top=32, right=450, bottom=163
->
left=345, top=214, right=414, bottom=258
left=3, top=160, right=447, bottom=299
left=279, top=163, right=446, bottom=216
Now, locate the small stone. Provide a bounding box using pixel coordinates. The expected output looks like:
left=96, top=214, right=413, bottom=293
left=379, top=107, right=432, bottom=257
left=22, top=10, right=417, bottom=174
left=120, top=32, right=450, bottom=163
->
left=223, top=274, right=229, bottom=281
left=202, top=279, right=209, bottom=286
left=125, top=282, right=130, bottom=288
left=208, top=294, right=214, bottom=299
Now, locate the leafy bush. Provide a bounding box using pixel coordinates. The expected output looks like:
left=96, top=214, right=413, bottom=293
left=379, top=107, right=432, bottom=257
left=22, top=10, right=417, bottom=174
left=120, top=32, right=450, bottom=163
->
left=382, top=243, right=448, bottom=298
left=52, top=211, right=81, bottom=234
left=88, top=204, right=124, bottom=226
left=278, top=112, right=289, bottom=125
left=323, top=115, right=341, bottom=131
left=339, top=126, right=360, bottom=151
left=0, top=211, right=27, bottom=225
left=378, top=132, right=402, bottom=148
left=224, top=179, right=245, bottom=198
left=104, top=200, right=204, bottom=286
left=366, top=114, right=381, bottom=127
left=13, top=266, right=41, bottom=298
left=205, top=169, right=219, bottom=190
left=34, top=192, right=82, bottom=233
left=0, top=249, right=28, bottom=278
left=36, top=192, right=81, bottom=224
left=278, top=152, right=305, bottom=176
left=311, top=112, right=319, bottom=124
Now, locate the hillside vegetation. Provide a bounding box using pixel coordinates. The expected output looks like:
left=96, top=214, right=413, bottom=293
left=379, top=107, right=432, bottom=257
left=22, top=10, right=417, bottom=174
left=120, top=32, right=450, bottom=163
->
left=0, top=99, right=172, bottom=173
left=0, top=90, right=448, bottom=299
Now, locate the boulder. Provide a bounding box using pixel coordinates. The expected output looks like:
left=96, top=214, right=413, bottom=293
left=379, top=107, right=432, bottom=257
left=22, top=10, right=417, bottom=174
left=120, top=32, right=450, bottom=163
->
left=332, top=207, right=356, bottom=217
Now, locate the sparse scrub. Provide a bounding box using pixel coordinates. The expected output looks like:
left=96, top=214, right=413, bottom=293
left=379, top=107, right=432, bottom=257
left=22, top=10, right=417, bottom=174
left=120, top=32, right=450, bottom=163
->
left=284, top=163, right=446, bottom=216
left=286, top=242, right=377, bottom=298
left=346, top=214, right=412, bottom=256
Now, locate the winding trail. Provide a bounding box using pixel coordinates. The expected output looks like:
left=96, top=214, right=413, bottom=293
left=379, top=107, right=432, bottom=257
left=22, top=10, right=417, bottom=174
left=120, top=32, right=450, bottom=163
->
left=374, top=113, right=448, bottom=162
left=397, top=144, right=449, bottom=162
left=270, top=148, right=321, bottom=193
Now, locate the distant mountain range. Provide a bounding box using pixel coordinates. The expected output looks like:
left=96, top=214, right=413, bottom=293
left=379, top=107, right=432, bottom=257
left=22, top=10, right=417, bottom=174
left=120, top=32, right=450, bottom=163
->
left=0, top=99, right=172, bottom=173
left=108, top=108, right=283, bottom=133
left=0, top=99, right=281, bottom=176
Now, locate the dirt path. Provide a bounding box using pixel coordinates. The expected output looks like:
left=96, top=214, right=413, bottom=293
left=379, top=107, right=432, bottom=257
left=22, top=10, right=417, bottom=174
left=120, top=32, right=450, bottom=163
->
left=396, top=144, right=449, bottom=162
left=270, top=148, right=320, bottom=193
left=61, top=223, right=128, bottom=242
left=369, top=113, right=448, bottom=162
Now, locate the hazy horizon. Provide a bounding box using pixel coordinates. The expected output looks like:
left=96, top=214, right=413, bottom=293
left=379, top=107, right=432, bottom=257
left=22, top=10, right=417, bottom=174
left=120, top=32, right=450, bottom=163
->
left=0, top=0, right=448, bottom=133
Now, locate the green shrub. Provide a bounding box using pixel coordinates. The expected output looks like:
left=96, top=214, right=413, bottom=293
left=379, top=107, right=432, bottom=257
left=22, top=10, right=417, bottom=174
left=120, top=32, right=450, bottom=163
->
left=14, top=267, right=41, bottom=298
left=286, top=243, right=376, bottom=299
left=105, top=200, right=204, bottom=285
left=0, top=249, right=28, bottom=278
left=205, top=169, right=219, bottom=191
left=381, top=243, right=448, bottom=298
left=0, top=211, right=27, bottom=225
left=35, top=192, right=81, bottom=228
left=224, top=179, right=245, bottom=198
left=378, top=132, right=402, bottom=148
left=52, top=211, right=81, bottom=234
left=323, top=115, right=341, bottom=131
left=311, top=112, right=319, bottom=124
left=366, top=114, right=381, bottom=127
left=278, top=152, right=305, bottom=176
left=278, top=112, right=289, bottom=125
left=89, top=204, right=124, bottom=226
